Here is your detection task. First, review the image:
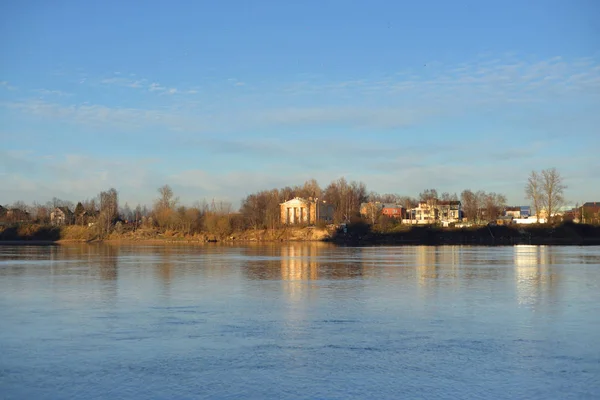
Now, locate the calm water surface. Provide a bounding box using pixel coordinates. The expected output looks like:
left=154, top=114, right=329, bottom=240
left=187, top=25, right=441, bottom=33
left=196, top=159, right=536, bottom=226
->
left=1, top=244, right=599, bottom=399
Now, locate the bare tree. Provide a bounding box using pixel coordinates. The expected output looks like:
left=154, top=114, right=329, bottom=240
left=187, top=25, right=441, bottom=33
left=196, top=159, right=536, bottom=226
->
left=98, top=188, right=119, bottom=237
left=541, top=168, right=566, bottom=222
left=364, top=202, right=381, bottom=225
left=525, top=171, right=543, bottom=223
left=419, top=189, right=438, bottom=202
left=156, top=185, right=178, bottom=211
left=31, top=202, right=50, bottom=224
left=154, top=185, right=180, bottom=229
left=461, top=190, right=478, bottom=223
left=483, top=192, right=507, bottom=221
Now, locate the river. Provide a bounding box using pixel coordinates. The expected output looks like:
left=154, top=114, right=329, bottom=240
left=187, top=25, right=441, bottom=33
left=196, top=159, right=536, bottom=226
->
left=1, top=244, right=599, bottom=399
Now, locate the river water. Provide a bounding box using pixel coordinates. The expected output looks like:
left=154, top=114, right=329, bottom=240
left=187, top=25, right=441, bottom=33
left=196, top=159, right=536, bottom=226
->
left=0, top=244, right=599, bottom=399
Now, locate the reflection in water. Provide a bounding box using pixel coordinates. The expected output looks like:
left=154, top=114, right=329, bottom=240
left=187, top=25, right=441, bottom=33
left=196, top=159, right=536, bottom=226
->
left=242, top=243, right=364, bottom=282
left=280, top=244, right=320, bottom=281
left=98, top=245, right=119, bottom=281
left=415, top=246, right=440, bottom=286
left=0, top=244, right=598, bottom=400
left=514, top=245, right=558, bottom=307
left=0, top=243, right=572, bottom=313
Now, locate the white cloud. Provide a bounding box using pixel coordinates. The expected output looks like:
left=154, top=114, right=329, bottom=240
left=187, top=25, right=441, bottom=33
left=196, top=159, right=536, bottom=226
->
left=35, top=89, right=72, bottom=97
left=0, top=81, right=17, bottom=90
left=149, top=82, right=165, bottom=92
left=2, top=98, right=427, bottom=133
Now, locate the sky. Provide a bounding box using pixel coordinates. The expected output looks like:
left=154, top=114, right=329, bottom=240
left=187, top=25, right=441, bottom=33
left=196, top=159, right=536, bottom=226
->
left=1, top=0, right=599, bottom=209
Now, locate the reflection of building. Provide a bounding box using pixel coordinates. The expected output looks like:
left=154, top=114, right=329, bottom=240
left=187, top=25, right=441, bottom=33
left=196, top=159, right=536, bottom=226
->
left=280, top=244, right=320, bottom=281
left=415, top=246, right=439, bottom=286
left=514, top=245, right=554, bottom=306
left=280, top=197, right=334, bottom=225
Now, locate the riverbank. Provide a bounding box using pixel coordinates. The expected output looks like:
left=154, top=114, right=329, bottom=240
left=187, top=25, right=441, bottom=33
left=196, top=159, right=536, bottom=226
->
left=2, top=222, right=600, bottom=246
left=0, top=224, right=335, bottom=244
left=331, top=222, right=600, bottom=246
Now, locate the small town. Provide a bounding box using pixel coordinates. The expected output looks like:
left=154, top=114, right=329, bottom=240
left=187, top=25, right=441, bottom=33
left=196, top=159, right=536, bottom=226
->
left=1, top=168, right=599, bottom=243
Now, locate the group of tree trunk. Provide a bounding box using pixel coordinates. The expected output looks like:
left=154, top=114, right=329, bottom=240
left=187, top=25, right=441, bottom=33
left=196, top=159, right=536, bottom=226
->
left=525, top=168, right=567, bottom=222
left=460, top=190, right=507, bottom=223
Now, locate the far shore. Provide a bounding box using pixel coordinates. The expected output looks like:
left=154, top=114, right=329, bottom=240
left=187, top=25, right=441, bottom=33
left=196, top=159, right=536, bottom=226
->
left=1, top=222, right=600, bottom=247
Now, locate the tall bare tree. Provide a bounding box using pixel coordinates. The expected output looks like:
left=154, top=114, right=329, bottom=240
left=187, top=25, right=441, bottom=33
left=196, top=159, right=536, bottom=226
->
left=461, top=189, right=478, bottom=223
left=541, top=168, right=566, bottom=222
left=525, top=171, right=543, bottom=223
left=98, top=188, right=118, bottom=237
left=419, top=189, right=438, bottom=202
left=363, top=202, right=381, bottom=225
left=154, top=185, right=179, bottom=229
left=483, top=192, right=507, bottom=221
left=156, top=185, right=178, bottom=211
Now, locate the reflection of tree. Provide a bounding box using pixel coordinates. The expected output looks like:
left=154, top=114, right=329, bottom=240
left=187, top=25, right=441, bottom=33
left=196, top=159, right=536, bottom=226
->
left=154, top=247, right=174, bottom=289
left=98, top=245, right=118, bottom=281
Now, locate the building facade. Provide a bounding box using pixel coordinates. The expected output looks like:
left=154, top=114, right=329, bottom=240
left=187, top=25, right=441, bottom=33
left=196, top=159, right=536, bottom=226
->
left=280, top=197, right=334, bottom=225
left=50, top=207, right=74, bottom=226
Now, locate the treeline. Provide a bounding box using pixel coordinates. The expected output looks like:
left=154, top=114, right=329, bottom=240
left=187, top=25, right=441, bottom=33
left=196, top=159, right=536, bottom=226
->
left=1, top=176, right=518, bottom=238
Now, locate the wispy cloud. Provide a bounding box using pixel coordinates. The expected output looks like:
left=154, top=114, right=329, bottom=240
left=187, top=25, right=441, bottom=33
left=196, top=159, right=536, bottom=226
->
left=2, top=98, right=425, bottom=132
left=277, top=55, right=600, bottom=103
left=99, top=75, right=187, bottom=94
left=35, top=89, right=72, bottom=97
left=148, top=82, right=166, bottom=92
left=0, top=81, right=17, bottom=91
left=3, top=55, right=599, bottom=138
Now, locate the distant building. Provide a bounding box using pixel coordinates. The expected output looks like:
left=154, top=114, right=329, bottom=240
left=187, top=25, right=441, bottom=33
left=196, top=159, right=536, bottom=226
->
left=360, top=202, right=384, bottom=217
left=411, top=201, right=438, bottom=224
left=4, top=208, right=30, bottom=224
left=280, top=197, right=334, bottom=225
left=581, top=202, right=600, bottom=224
left=360, top=202, right=405, bottom=220
left=50, top=207, right=74, bottom=226
left=504, top=206, right=531, bottom=219
left=405, top=200, right=462, bottom=225
left=381, top=203, right=405, bottom=219
left=437, top=200, right=462, bottom=224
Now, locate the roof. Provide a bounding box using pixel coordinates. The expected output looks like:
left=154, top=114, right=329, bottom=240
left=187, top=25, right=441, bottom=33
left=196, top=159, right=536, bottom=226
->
left=583, top=202, right=600, bottom=208
left=437, top=200, right=461, bottom=206
left=56, top=206, right=73, bottom=214
left=381, top=203, right=403, bottom=209
left=281, top=197, right=324, bottom=206
left=360, top=202, right=385, bottom=210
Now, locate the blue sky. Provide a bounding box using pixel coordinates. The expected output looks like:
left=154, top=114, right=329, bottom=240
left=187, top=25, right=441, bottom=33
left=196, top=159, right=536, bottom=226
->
left=1, top=0, right=599, bottom=208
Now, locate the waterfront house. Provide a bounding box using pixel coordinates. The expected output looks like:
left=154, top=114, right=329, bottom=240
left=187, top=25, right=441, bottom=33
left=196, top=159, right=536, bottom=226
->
left=437, top=200, right=462, bottom=225
left=50, top=207, right=74, bottom=226
left=280, top=197, right=334, bottom=225
left=581, top=202, right=600, bottom=224
left=381, top=204, right=405, bottom=219
left=411, top=201, right=438, bottom=224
